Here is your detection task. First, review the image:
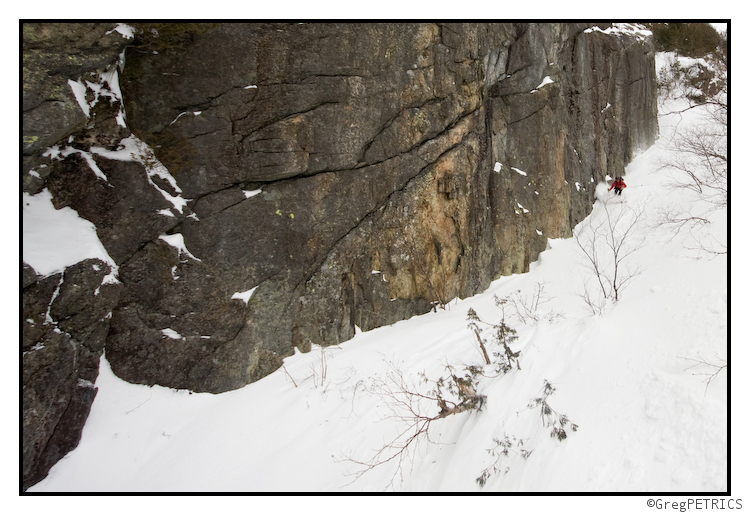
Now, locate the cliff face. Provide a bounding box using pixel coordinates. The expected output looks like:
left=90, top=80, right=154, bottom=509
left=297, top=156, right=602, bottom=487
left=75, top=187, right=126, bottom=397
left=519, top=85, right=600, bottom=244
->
left=22, top=22, right=657, bottom=488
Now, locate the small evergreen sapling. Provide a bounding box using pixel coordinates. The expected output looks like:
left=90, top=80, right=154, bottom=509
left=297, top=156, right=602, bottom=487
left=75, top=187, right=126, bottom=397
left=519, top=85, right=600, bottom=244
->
left=492, top=315, right=521, bottom=373
left=466, top=307, right=521, bottom=373
left=476, top=434, right=532, bottom=487
left=528, top=380, right=578, bottom=441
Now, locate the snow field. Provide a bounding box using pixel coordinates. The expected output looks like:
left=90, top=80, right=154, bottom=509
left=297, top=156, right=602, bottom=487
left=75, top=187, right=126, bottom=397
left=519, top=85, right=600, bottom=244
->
left=30, top=92, right=727, bottom=493
left=26, top=53, right=730, bottom=497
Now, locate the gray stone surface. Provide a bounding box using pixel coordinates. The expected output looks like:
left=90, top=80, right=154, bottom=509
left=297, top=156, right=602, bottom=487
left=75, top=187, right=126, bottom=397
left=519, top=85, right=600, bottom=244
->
left=111, top=23, right=656, bottom=392
left=22, top=260, right=121, bottom=491
left=22, top=22, right=657, bottom=489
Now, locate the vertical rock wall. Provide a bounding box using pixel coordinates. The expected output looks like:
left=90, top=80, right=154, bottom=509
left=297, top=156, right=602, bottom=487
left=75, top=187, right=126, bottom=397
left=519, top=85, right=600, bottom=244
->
left=22, top=22, right=657, bottom=489
left=110, top=22, right=656, bottom=393
left=22, top=23, right=129, bottom=491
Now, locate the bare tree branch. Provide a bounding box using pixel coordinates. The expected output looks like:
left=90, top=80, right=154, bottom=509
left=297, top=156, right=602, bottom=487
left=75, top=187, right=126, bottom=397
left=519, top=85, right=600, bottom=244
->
left=341, top=361, right=486, bottom=489
left=574, top=200, right=646, bottom=311
left=680, top=354, right=727, bottom=395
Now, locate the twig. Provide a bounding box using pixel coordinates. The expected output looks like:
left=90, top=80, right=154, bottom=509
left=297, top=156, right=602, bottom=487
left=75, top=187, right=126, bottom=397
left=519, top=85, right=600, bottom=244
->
left=471, top=327, right=491, bottom=365
left=281, top=364, right=298, bottom=388
left=125, top=391, right=153, bottom=414
left=681, top=354, right=727, bottom=395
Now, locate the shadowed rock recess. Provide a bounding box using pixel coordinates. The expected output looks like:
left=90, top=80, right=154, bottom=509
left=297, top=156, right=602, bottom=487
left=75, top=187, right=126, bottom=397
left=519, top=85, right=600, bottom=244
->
left=22, top=22, right=657, bottom=488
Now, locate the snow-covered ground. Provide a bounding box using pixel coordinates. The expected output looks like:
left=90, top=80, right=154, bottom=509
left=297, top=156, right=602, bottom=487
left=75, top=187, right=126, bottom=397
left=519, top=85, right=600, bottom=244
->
left=23, top=51, right=733, bottom=505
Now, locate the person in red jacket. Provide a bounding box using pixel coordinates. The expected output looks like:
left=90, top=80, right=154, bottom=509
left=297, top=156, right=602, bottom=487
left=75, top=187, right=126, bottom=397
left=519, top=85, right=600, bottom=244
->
left=609, top=176, right=627, bottom=196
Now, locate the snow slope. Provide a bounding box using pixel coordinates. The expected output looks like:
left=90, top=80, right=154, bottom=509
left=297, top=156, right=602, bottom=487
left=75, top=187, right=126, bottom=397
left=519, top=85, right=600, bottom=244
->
left=27, top=56, right=731, bottom=499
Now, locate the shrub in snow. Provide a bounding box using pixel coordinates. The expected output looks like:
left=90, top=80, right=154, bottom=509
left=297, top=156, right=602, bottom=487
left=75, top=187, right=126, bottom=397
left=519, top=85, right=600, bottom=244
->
left=492, top=282, right=563, bottom=326
left=574, top=200, right=646, bottom=311
left=467, top=307, right=520, bottom=373
left=476, top=434, right=532, bottom=487
left=430, top=367, right=487, bottom=417
left=345, top=362, right=487, bottom=488
left=656, top=42, right=726, bottom=257
left=528, top=380, right=578, bottom=442
left=682, top=354, right=727, bottom=395
left=475, top=380, right=577, bottom=488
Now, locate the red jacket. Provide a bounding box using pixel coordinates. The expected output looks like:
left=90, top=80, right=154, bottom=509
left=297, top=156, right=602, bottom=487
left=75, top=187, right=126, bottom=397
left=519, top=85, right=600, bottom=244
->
left=609, top=179, right=627, bottom=191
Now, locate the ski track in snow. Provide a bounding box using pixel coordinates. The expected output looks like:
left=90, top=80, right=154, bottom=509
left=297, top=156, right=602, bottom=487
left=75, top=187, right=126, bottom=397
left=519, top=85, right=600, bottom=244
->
left=28, top=55, right=730, bottom=494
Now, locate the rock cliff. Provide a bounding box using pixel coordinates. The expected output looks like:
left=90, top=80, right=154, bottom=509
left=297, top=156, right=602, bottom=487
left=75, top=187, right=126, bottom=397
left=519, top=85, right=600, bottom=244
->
left=22, top=22, right=657, bottom=489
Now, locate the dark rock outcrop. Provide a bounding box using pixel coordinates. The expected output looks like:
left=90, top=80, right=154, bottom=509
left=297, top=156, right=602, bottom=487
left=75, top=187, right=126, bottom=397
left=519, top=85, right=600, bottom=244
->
left=22, top=22, right=132, bottom=491
left=110, top=22, right=656, bottom=392
left=22, top=23, right=130, bottom=176
left=22, top=22, right=657, bottom=488
left=22, top=260, right=121, bottom=491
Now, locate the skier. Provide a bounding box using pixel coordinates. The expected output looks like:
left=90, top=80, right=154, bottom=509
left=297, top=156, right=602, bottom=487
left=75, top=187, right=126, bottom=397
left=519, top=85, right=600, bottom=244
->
left=609, top=176, right=627, bottom=196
